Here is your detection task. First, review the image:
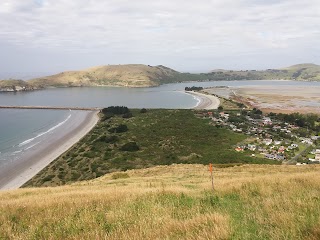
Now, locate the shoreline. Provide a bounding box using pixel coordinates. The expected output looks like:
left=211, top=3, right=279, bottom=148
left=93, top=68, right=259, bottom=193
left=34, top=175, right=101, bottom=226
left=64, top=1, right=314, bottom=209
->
left=0, top=110, right=99, bottom=190
left=185, top=91, right=220, bottom=109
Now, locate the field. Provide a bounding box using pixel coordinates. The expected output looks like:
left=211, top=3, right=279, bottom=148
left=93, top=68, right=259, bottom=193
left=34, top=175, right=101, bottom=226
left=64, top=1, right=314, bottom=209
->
left=24, top=109, right=276, bottom=187
left=1, top=164, right=320, bottom=239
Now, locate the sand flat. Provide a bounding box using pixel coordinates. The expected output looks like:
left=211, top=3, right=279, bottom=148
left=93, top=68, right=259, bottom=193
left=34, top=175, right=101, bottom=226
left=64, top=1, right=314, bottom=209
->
left=0, top=110, right=99, bottom=190
left=233, top=85, right=320, bottom=113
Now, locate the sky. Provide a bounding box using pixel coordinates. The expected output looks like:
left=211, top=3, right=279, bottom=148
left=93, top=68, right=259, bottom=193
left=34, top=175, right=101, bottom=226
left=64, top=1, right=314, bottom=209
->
left=0, top=0, right=319, bottom=78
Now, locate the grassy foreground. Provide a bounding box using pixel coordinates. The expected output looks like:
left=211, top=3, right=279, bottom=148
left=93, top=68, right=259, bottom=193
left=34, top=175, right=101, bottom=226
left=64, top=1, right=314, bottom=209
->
left=25, top=109, right=275, bottom=187
left=1, top=164, right=320, bottom=239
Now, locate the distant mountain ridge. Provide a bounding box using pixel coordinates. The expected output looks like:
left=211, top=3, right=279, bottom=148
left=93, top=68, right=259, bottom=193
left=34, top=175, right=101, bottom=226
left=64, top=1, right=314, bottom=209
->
left=208, top=63, right=320, bottom=81
left=0, top=63, right=319, bottom=91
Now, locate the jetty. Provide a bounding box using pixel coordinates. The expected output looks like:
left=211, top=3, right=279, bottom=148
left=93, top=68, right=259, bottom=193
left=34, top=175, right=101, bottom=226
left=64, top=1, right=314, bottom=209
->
left=0, top=106, right=101, bottom=111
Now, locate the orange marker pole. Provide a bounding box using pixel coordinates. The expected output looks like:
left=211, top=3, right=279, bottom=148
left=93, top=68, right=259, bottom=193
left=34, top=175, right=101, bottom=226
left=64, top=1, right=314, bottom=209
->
left=209, top=163, right=214, bottom=192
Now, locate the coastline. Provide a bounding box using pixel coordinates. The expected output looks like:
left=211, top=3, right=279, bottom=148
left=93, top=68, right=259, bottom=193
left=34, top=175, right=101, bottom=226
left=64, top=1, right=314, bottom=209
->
left=185, top=91, right=220, bottom=109
left=0, top=110, right=99, bottom=190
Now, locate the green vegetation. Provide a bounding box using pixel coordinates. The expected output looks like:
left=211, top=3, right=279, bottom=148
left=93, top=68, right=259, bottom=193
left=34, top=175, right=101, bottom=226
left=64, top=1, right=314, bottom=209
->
left=24, top=109, right=275, bottom=187
left=184, top=86, right=204, bottom=91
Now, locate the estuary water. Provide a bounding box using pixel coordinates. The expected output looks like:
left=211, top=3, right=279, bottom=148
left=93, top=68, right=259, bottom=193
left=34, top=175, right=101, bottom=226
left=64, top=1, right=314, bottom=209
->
left=0, top=80, right=319, bottom=163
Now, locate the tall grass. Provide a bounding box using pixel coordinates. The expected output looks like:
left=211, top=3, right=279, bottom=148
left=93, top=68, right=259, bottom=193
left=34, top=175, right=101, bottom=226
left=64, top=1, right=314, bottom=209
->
left=1, top=164, right=320, bottom=239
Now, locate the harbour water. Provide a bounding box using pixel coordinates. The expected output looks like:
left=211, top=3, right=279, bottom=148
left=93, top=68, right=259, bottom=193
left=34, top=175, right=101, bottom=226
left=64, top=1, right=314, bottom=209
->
left=0, top=80, right=319, bottom=163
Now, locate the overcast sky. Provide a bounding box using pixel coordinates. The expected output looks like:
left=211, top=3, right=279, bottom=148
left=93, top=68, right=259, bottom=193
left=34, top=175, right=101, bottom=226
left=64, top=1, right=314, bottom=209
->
left=0, top=0, right=319, bottom=78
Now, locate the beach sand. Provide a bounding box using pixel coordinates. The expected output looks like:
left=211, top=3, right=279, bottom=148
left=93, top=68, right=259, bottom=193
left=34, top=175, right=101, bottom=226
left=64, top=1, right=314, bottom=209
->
left=0, top=110, right=99, bottom=190
left=186, top=91, right=220, bottom=109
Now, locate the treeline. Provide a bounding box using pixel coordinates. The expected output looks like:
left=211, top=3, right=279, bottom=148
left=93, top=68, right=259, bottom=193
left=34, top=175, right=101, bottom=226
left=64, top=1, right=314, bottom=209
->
left=185, top=86, right=203, bottom=91
left=101, top=106, right=132, bottom=120
left=269, top=112, right=320, bottom=131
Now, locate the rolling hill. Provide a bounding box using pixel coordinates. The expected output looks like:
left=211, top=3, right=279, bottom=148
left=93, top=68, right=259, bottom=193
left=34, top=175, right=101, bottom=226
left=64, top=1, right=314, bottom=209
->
left=0, top=63, right=319, bottom=91
left=206, top=63, right=320, bottom=81
left=29, top=64, right=183, bottom=88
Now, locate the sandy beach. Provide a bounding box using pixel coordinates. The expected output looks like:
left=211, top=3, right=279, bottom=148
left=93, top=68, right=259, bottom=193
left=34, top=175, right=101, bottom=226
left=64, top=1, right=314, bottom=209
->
left=186, top=91, right=220, bottom=109
left=0, top=110, right=99, bottom=190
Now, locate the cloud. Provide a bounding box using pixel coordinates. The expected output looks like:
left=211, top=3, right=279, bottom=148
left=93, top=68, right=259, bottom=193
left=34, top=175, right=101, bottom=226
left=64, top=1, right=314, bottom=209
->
left=0, top=0, right=319, bottom=72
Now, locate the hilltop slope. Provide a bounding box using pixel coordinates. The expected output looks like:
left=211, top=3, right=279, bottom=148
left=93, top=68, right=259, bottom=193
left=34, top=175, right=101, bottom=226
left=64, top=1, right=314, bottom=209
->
left=1, top=164, right=320, bottom=239
left=29, top=64, right=182, bottom=88
left=207, top=63, right=320, bottom=81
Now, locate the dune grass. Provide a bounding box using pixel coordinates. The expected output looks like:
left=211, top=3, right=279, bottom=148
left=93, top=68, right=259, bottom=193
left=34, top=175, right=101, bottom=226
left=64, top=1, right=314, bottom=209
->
left=1, top=164, right=320, bottom=239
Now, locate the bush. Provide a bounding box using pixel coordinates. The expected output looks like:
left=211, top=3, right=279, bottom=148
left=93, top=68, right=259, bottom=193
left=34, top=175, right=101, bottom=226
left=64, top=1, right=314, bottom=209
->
left=140, top=108, right=147, bottom=113
left=108, top=124, right=128, bottom=133
left=111, top=172, right=130, bottom=179
left=120, top=142, right=140, bottom=152
left=96, top=135, right=119, bottom=143
left=102, top=106, right=130, bottom=115
left=122, top=112, right=133, bottom=118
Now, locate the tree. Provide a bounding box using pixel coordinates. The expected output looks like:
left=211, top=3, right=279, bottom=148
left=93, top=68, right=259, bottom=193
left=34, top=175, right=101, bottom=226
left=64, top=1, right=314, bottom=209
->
left=218, top=106, right=223, bottom=111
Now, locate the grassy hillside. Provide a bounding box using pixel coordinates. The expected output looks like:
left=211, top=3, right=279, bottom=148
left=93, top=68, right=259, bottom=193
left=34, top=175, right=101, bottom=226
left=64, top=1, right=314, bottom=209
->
left=205, top=63, right=320, bottom=81
left=28, top=64, right=189, bottom=88
left=1, top=164, right=320, bottom=239
left=24, top=109, right=275, bottom=187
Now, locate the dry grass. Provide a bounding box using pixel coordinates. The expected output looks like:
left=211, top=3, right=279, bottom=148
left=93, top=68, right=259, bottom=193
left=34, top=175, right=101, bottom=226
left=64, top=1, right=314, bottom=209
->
left=1, top=164, right=320, bottom=239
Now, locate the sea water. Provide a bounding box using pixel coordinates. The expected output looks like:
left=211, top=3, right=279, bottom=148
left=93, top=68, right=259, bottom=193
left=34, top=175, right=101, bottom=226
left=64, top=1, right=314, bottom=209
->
left=0, top=109, right=71, bottom=165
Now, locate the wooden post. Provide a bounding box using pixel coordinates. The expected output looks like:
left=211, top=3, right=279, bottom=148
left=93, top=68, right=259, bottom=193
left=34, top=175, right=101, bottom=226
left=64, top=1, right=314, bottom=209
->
left=209, top=163, right=214, bottom=192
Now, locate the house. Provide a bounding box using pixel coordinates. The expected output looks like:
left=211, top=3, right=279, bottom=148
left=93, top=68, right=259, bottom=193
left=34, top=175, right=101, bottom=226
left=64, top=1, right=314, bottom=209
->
left=263, top=138, right=273, bottom=146
left=247, top=144, right=256, bottom=151
left=262, top=117, right=272, bottom=125
left=274, top=141, right=282, bottom=145
left=278, top=146, right=286, bottom=153
left=235, top=146, right=244, bottom=152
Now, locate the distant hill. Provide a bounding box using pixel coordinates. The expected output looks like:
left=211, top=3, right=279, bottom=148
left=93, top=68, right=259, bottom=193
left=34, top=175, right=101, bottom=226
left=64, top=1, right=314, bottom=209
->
left=29, top=64, right=185, bottom=88
left=1, top=63, right=319, bottom=91
left=207, top=63, right=320, bottom=81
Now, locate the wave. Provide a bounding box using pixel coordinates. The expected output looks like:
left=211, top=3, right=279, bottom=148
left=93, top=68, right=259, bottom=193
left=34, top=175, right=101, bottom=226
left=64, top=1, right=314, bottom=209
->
left=192, top=95, right=202, bottom=108
left=24, top=141, right=40, bottom=151
left=18, top=114, right=72, bottom=147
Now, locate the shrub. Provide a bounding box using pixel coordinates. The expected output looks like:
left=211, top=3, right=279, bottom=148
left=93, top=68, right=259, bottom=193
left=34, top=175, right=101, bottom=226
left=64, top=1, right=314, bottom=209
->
left=102, top=106, right=130, bottom=115
left=122, top=112, right=133, bottom=118
left=111, top=172, right=130, bottom=179
left=120, top=142, right=140, bottom=152
left=108, top=124, right=128, bottom=133
left=140, top=108, right=147, bottom=113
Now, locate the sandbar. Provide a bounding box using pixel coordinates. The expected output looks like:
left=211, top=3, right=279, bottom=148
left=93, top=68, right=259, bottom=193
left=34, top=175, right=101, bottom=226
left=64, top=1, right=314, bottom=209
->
left=0, top=110, right=99, bottom=190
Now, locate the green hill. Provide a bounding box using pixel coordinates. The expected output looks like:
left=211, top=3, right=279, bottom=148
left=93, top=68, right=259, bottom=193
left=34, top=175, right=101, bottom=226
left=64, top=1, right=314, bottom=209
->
left=24, top=109, right=275, bottom=188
